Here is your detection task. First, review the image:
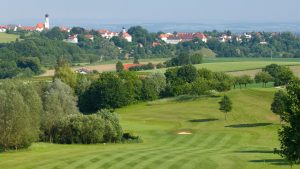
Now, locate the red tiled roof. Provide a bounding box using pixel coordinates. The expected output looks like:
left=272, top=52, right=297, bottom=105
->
left=159, top=34, right=170, bottom=38
left=152, top=42, right=161, bottom=47
left=99, top=29, right=109, bottom=34
left=194, top=32, right=207, bottom=39
left=21, top=26, right=36, bottom=31
left=60, top=27, right=70, bottom=32
left=36, top=23, right=44, bottom=29
left=122, top=32, right=132, bottom=38
left=84, top=34, right=94, bottom=39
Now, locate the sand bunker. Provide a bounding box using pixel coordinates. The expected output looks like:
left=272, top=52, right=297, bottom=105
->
left=177, top=131, right=192, bottom=135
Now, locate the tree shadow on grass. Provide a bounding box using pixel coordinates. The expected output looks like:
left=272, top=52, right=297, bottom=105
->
left=188, top=118, right=219, bottom=123
left=235, top=150, right=292, bottom=166
left=225, top=123, right=273, bottom=128
left=235, top=150, right=274, bottom=154
left=249, top=159, right=289, bottom=166
left=175, top=95, right=200, bottom=102
left=175, top=94, right=221, bottom=102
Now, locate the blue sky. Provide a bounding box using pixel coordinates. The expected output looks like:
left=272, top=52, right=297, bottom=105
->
left=0, top=0, right=299, bottom=25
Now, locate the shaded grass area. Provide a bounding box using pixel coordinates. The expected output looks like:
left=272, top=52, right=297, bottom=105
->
left=225, top=123, right=273, bottom=128
left=0, top=88, right=299, bottom=169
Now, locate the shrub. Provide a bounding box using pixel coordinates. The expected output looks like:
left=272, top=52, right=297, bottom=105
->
left=52, top=109, right=123, bottom=144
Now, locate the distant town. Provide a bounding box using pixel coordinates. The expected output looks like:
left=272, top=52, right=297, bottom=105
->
left=0, top=14, right=288, bottom=46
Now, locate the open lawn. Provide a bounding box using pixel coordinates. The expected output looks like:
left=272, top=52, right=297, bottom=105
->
left=227, top=65, right=300, bottom=78
left=0, top=33, right=19, bottom=43
left=0, top=88, right=298, bottom=169
left=144, top=61, right=300, bottom=73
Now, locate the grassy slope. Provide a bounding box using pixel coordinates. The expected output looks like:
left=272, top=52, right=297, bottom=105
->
left=192, top=48, right=216, bottom=58
left=0, top=88, right=298, bottom=169
left=0, top=33, right=19, bottom=43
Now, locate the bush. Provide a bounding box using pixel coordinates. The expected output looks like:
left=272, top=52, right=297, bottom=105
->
left=156, top=63, right=166, bottom=69
left=52, top=109, right=123, bottom=144
left=128, top=63, right=155, bottom=71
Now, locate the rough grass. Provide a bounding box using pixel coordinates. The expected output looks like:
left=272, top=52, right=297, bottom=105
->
left=0, top=33, right=19, bottom=43
left=0, top=88, right=298, bottom=169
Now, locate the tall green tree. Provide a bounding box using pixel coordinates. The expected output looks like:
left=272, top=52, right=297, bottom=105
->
left=277, top=80, right=300, bottom=167
left=54, top=59, right=77, bottom=89
left=41, top=79, right=79, bottom=143
left=78, top=73, right=127, bottom=114
left=255, top=71, right=273, bottom=87
left=0, top=80, right=39, bottom=151
left=271, top=90, right=288, bottom=122
left=219, top=95, right=232, bottom=121
left=116, top=61, right=124, bottom=72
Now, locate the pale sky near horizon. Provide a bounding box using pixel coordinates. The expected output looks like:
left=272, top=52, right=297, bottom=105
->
left=0, top=0, right=299, bottom=24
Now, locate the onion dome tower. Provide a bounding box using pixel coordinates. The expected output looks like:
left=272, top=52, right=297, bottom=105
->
left=44, top=14, right=50, bottom=29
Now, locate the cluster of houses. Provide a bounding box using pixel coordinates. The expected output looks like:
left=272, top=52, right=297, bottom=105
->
left=64, top=27, right=132, bottom=44
left=98, top=28, right=132, bottom=42
left=0, top=14, right=271, bottom=46
left=0, top=14, right=50, bottom=32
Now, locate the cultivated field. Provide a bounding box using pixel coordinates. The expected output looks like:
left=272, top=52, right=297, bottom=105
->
left=40, top=59, right=168, bottom=77
left=40, top=59, right=300, bottom=77
left=0, top=88, right=298, bottom=169
left=0, top=33, right=19, bottom=43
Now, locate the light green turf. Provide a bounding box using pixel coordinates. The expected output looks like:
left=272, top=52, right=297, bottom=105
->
left=144, top=61, right=300, bottom=73
left=0, top=88, right=298, bottom=169
left=0, top=33, right=19, bottom=43
left=192, top=48, right=216, bottom=58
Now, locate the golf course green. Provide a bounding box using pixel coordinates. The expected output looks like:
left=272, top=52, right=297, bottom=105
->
left=0, top=88, right=298, bottom=169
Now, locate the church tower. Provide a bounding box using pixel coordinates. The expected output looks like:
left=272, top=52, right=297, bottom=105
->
left=44, top=14, right=50, bottom=29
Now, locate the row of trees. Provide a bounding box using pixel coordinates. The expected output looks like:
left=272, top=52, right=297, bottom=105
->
left=78, top=71, right=166, bottom=114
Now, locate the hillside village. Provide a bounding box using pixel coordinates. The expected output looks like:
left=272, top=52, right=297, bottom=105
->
left=0, top=14, right=276, bottom=45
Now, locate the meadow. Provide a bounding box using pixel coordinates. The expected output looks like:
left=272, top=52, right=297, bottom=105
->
left=144, top=61, right=300, bottom=73
left=0, top=88, right=298, bottom=169
left=0, top=33, right=19, bottom=43
left=40, top=58, right=300, bottom=77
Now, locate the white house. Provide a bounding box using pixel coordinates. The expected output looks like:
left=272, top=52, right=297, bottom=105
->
left=60, top=27, right=71, bottom=33
left=244, top=33, right=252, bottom=39
left=159, top=32, right=207, bottom=44
left=0, top=26, right=7, bottom=33
left=65, top=35, right=78, bottom=44
left=99, top=29, right=119, bottom=39
left=219, top=34, right=232, bottom=43
left=120, top=28, right=132, bottom=42
left=84, top=34, right=94, bottom=41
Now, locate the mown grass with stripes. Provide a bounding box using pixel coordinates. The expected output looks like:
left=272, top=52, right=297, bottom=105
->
left=0, top=88, right=298, bottom=169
